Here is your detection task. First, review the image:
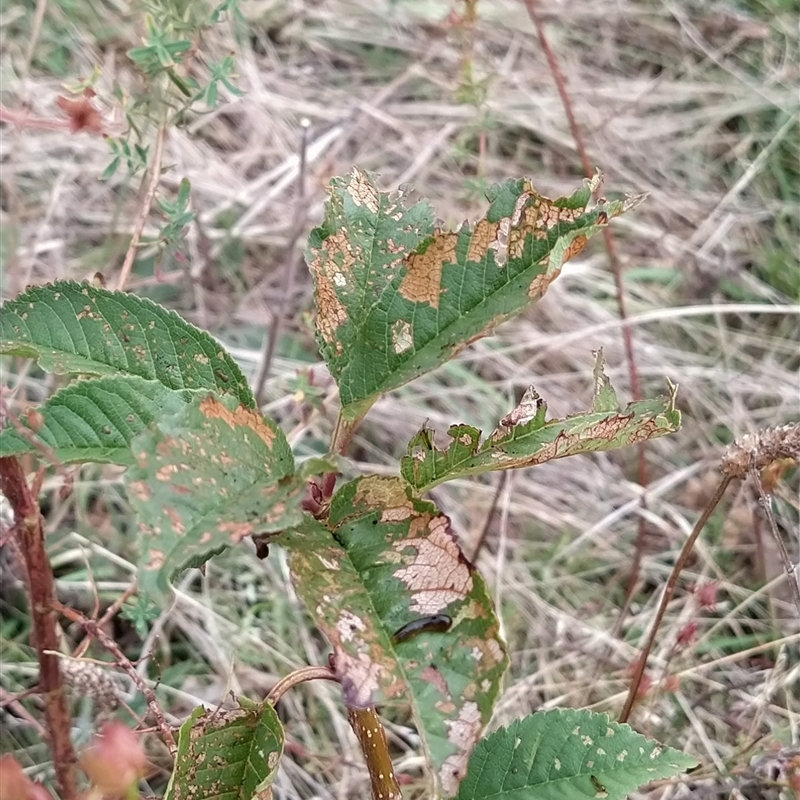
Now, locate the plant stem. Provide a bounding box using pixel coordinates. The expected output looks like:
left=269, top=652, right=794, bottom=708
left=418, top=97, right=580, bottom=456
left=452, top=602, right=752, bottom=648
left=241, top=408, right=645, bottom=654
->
left=117, top=122, right=167, bottom=292
left=750, top=461, right=800, bottom=617
left=52, top=600, right=176, bottom=751
left=347, top=706, right=402, bottom=800
left=520, top=0, right=651, bottom=629
left=0, top=456, right=78, bottom=800
left=619, top=474, right=732, bottom=723
left=266, top=665, right=338, bottom=705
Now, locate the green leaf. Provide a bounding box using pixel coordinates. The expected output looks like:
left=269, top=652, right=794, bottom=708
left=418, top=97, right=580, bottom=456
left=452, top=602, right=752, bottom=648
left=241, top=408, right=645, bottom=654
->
left=402, top=351, right=680, bottom=492
left=456, top=709, right=697, bottom=800
left=0, top=376, right=191, bottom=466
left=1, top=280, right=254, bottom=408
left=126, top=393, right=301, bottom=602
left=307, top=168, right=641, bottom=414
left=285, top=475, right=508, bottom=797
left=164, top=701, right=284, bottom=800
left=100, top=155, right=120, bottom=181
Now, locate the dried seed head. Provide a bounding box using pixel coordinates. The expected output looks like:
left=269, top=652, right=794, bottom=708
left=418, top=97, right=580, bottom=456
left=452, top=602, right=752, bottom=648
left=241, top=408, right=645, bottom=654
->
left=60, top=658, right=119, bottom=711
left=720, top=423, right=800, bottom=479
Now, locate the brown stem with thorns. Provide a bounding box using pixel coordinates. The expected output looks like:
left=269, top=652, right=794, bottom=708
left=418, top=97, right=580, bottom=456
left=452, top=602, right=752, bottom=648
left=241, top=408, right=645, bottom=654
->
left=520, top=0, right=650, bottom=629
left=52, top=600, right=176, bottom=751
left=619, top=474, right=732, bottom=723
left=0, top=456, right=78, bottom=800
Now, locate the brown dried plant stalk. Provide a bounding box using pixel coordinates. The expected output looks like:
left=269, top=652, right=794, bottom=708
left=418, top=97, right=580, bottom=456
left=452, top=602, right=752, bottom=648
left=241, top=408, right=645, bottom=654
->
left=0, top=455, right=78, bottom=800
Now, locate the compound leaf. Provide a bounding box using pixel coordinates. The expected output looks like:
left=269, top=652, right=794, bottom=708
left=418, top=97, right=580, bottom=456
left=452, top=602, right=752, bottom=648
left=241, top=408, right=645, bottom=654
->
left=286, top=475, right=507, bottom=797
left=164, top=701, right=284, bottom=800
left=0, top=376, right=192, bottom=466
left=126, top=393, right=301, bottom=602
left=1, top=280, right=254, bottom=407
left=402, top=351, right=680, bottom=492
left=456, top=709, right=697, bottom=800
left=307, top=168, right=640, bottom=415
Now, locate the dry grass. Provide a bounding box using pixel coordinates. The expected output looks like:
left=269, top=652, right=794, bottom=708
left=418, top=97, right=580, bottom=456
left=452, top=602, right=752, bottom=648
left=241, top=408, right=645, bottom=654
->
left=1, top=0, right=799, bottom=798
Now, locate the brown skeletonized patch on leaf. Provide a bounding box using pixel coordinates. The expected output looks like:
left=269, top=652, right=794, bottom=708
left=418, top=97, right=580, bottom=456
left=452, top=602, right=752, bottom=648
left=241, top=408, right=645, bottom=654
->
left=198, top=395, right=276, bottom=448
left=307, top=168, right=641, bottom=412
left=399, top=232, right=458, bottom=308
left=125, top=393, right=302, bottom=603
left=287, top=476, right=507, bottom=797
left=440, top=702, right=483, bottom=797
left=401, top=350, right=680, bottom=492
left=393, top=515, right=474, bottom=614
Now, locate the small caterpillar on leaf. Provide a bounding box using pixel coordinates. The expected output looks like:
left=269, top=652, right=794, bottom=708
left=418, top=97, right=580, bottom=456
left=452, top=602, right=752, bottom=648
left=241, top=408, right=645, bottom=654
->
left=391, top=615, right=452, bottom=644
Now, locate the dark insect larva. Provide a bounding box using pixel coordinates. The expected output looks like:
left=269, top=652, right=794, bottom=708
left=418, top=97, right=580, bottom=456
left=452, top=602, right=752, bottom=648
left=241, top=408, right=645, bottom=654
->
left=391, top=614, right=452, bottom=644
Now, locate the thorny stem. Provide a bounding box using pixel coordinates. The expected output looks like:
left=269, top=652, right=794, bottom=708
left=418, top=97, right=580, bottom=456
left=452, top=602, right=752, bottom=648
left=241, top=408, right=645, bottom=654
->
left=520, top=0, right=651, bottom=629
left=0, top=456, right=78, bottom=800
left=619, top=474, right=733, bottom=723
left=73, top=582, right=139, bottom=659
left=116, top=122, right=167, bottom=292
left=265, top=665, right=338, bottom=705
left=52, top=600, right=177, bottom=752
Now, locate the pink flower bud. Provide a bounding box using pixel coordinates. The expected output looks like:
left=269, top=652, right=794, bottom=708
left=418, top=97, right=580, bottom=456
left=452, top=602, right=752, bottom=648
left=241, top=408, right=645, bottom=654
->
left=79, top=722, right=147, bottom=796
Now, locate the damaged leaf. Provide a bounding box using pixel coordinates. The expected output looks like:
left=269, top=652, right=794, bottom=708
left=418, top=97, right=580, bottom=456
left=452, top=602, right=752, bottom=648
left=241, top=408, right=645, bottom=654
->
left=126, top=393, right=302, bottom=602
left=164, top=701, right=284, bottom=800
left=402, top=351, right=680, bottom=492
left=286, top=475, right=507, bottom=797
left=307, top=168, right=640, bottom=414
left=0, top=280, right=254, bottom=408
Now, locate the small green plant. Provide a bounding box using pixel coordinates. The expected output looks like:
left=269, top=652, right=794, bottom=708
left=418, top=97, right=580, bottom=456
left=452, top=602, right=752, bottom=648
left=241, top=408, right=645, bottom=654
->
left=0, top=168, right=698, bottom=799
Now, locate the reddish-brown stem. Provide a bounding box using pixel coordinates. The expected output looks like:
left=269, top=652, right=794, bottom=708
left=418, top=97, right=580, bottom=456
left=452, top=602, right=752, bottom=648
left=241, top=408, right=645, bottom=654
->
left=266, top=665, right=339, bottom=705
left=0, top=105, right=72, bottom=131
left=52, top=600, right=176, bottom=751
left=0, top=456, right=78, bottom=800
left=619, top=474, right=732, bottom=722
left=521, top=0, right=649, bottom=626
left=73, top=581, right=138, bottom=659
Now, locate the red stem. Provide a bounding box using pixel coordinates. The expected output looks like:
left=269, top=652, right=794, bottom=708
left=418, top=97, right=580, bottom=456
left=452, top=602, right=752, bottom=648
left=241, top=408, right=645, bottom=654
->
left=521, top=0, right=650, bottom=630
left=0, top=456, right=78, bottom=800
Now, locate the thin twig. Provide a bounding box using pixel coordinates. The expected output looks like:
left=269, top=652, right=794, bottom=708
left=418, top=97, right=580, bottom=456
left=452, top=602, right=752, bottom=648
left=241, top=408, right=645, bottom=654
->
left=1, top=399, right=72, bottom=493
left=0, top=456, right=78, bottom=800
left=254, top=119, right=312, bottom=406
left=521, top=0, right=650, bottom=636
left=116, top=123, right=167, bottom=292
left=0, top=687, right=47, bottom=737
left=750, top=459, right=800, bottom=618
left=52, top=600, right=176, bottom=751
left=73, top=581, right=138, bottom=659
left=470, top=472, right=507, bottom=562
left=266, top=665, right=339, bottom=706
left=619, top=474, right=733, bottom=723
